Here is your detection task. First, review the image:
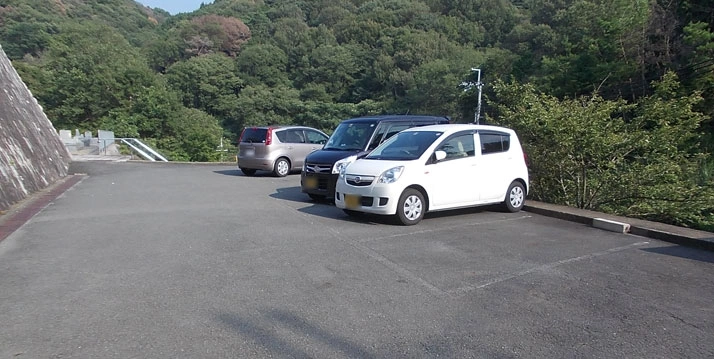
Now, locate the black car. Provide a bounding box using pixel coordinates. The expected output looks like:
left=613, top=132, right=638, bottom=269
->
left=301, top=115, right=450, bottom=201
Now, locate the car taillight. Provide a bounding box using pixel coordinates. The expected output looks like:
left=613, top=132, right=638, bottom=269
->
left=238, top=128, right=246, bottom=142
left=265, top=127, right=273, bottom=145
left=523, top=151, right=529, bottom=166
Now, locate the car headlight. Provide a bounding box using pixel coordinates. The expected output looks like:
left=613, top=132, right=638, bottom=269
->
left=378, top=166, right=404, bottom=184
left=339, top=162, right=348, bottom=178
left=333, top=155, right=357, bottom=175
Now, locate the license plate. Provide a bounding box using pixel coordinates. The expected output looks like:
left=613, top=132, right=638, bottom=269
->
left=344, top=194, right=361, bottom=209
left=243, top=148, right=254, bottom=156
left=304, top=176, right=317, bottom=189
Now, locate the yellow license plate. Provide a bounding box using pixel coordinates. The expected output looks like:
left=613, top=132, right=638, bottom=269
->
left=344, top=194, right=361, bottom=209
left=304, top=176, right=317, bottom=189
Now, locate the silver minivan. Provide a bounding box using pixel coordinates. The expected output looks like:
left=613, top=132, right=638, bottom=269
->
left=238, top=126, right=329, bottom=177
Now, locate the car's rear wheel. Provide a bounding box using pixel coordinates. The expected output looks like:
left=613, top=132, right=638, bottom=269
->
left=395, top=188, right=425, bottom=225
left=504, top=181, right=525, bottom=212
left=240, top=168, right=256, bottom=176
left=273, top=158, right=290, bottom=177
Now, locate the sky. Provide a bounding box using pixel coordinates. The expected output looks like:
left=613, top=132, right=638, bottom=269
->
left=136, top=0, right=214, bottom=15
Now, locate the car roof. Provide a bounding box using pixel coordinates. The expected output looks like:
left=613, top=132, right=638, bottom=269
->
left=244, top=125, right=321, bottom=131
left=340, top=115, right=450, bottom=124
left=402, top=123, right=516, bottom=134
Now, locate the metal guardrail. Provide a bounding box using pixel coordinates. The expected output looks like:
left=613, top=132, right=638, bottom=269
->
left=100, top=138, right=168, bottom=162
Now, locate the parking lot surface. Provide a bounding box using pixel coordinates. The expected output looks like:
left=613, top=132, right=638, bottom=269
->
left=1, top=161, right=712, bottom=358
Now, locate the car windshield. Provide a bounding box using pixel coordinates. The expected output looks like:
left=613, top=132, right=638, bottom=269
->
left=323, top=122, right=376, bottom=151
left=365, top=131, right=444, bottom=160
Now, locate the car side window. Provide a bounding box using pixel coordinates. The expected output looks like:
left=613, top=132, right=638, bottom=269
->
left=479, top=132, right=510, bottom=154
left=275, top=130, right=287, bottom=143
left=283, top=129, right=305, bottom=144
left=305, top=130, right=328, bottom=144
left=437, top=133, right=475, bottom=160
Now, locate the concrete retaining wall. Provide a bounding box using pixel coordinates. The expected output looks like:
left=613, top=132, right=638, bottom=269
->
left=0, top=45, right=71, bottom=212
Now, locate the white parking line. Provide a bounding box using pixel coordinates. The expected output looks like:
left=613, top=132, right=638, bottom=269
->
left=324, top=226, right=450, bottom=297
left=289, top=202, right=648, bottom=299
left=284, top=202, right=450, bottom=297
left=448, top=241, right=650, bottom=296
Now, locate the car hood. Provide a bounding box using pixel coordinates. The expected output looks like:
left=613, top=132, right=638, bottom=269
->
left=345, top=158, right=413, bottom=176
left=305, top=148, right=368, bottom=164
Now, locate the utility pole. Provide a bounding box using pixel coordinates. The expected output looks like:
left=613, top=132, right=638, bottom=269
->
left=472, top=68, right=482, bottom=125
left=459, top=68, right=483, bottom=124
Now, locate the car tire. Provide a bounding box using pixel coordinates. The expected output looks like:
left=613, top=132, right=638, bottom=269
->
left=273, top=158, right=290, bottom=177
left=396, top=188, right=425, bottom=225
left=504, top=181, right=525, bottom=212
left=240, top=168, right=256, bottom=176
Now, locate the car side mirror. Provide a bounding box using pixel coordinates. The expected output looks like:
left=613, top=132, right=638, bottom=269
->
left=434, top=150, right=447, bottom=162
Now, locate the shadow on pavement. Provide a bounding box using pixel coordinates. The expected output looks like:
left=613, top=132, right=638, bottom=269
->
left=640, top=246, right=714, bottom=264
left=214, top=169, right=298, bottom=177
left=270, top=186, right=387, bottom=225
left=213, top=169, right=243, bottom=176
left=271, top=185, right=310, bottom=203
left=270, top=186, right=516, bottom=226
left=216, top=309, right=376, bottom=358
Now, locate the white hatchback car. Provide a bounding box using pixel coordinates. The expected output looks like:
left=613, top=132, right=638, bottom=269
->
left=334, top=124, right=529, bottom=225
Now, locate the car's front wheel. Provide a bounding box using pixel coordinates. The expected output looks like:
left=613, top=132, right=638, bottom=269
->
left=504, top=181, right=525, bottom=212
left=395, top=188, right=425, bottom=225
left=273, top=158, right=290, bottom=177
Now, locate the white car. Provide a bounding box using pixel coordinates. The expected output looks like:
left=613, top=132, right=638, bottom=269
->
left=334, top=124, right=529, bottom=225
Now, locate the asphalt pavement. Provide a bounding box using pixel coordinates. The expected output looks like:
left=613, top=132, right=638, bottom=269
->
left=3, top=159, right=712, bottom=250
left=0, top=160, right=712, bottom=358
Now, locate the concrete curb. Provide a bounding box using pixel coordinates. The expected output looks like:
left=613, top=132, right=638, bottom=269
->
left=0, top=174, right=86, bottom=243
left=524, top=201, right=714, bottom=251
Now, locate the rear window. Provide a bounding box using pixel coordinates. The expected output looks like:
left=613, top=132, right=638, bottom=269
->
left=241, top=128, right=268, bottom=143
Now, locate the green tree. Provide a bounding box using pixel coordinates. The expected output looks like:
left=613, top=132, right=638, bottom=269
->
left=269, top=17, right=313, bottom=71
left=157, top=107, right=224, bottom=162
left=492, top=74, right=714, bottom=229
left=97, top=84, right=182, bottom=138
left=0, top=21, right=54, bottom=59
left=236, top=43, right=290, bottom=87
left=683, top=21, right=714, bottom=144
left=618, top=72, right=713, bottom=228
left=39, top=22, right=157, bottom=130
left=425, top=0, right=517, bottom=45
left=513, top=0, right=649, bottom=98
left=294, top=99, right=386, bottom=133
left=403, top=58, right=466, bottom=117
left=300, top=44, right=364, bottom=101
left=144, top=33, right=183, bottom=72
left=165, top=53, right=243, bottom=133
left=233, top=84, right=302, bottom=129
